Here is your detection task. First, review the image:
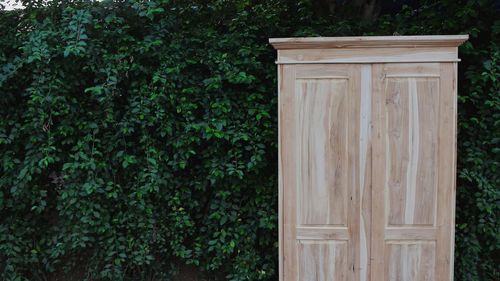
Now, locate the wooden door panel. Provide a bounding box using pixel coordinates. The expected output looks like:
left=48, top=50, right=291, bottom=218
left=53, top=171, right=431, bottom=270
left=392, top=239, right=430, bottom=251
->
left=296, top=79, right=348, bottom=226
left=279, top=64, right=362, bottom=281
left=298, top=241, right=349, bottom=281
left=371, top=63, right=456, bottom=281
left=384, top=242, right=436, bottom=281
left=385, top=77, right=439, bottom=226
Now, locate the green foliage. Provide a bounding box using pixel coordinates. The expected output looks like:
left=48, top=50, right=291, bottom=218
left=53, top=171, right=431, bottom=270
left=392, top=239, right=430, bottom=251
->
left=0, top=0, right=498, bottom=280
left=455, top=43, right=500, bottom=280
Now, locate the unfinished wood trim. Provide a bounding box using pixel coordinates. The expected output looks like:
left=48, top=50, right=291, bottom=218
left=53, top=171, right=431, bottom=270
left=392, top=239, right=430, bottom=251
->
left=450, top=63, right=458, bottom=281
left=295, top=63, right=350, bottom=78
left=276, top=47, right=459, bottom=64
left=370, top=63, right=386, bottom=281
left=349, top=64, right=362, bottom=281
left=269, top=35, right=469, bottom=49
left=297, top=227, right=350, bottom=240
left=385, top=228, right=438, bottom=240
left=435, top=62, right=457, bottom=281
left=381, top=62, right=441, bottom=75
left=279, top=64, right=297, bottom=281
left=277, top=64, right=283, bottom=281
left=359, top=64, right=372, bottom=281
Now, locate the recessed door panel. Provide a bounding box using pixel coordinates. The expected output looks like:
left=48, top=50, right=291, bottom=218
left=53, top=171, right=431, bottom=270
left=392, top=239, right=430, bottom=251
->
left=385, top=77, right=439, bottom=226
left=296, top=79, right=348, bottom=226
left=298, top=241, right=349, bottom=281
left=385, top=242, right=436, bottom=281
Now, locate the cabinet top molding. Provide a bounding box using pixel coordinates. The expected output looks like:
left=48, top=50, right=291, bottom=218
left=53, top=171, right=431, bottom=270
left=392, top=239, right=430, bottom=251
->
left=269, top=35, right=469, bottom=50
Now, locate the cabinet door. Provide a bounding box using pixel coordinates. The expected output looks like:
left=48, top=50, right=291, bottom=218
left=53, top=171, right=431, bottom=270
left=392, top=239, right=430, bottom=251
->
left=371, top=63, right=457, bottom=281
left=279, top=64, right=368, bottom=281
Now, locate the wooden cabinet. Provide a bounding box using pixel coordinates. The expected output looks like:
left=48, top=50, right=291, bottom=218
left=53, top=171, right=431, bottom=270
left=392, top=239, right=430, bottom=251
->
left=270, top=36, right=468, bottom=281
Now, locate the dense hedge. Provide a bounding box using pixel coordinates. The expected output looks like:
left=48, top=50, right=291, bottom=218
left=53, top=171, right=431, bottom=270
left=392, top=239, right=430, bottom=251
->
left=0, top=0, right=498, bottom=280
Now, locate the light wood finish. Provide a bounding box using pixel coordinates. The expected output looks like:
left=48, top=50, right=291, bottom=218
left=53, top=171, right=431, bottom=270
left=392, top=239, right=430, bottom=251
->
left=271, top=35, right=468, bottom=64
left=297, top=227, right=350, bottom=241
left=280, top=64, right=360, bottom=281
left=384, top=242, right=436, bottom=281
left=435, top=63, right=458, bottom=281
left=269, top=35, right=468, bottom=49
left=279, top=64, right=298, bottom=280
left=277, top=47, right=459, bottom=64
left=371, top=62, right=456, bottom=281
left=359, top=64, right=372, bottom=281
left=296, top=78, right=348, bottom=226
left=298, top=241, right=349, bottom=281
left=273, top=36, right=465, bottom=281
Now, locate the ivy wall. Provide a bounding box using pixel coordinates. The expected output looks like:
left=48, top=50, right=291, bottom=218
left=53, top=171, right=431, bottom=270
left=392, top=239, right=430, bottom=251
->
left=0, top=0, right=498, bottom=280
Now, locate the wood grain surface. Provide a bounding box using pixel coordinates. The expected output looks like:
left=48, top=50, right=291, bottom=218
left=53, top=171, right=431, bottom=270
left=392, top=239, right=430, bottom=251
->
left=274, top=36, right=464, bottom=281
